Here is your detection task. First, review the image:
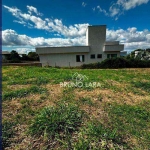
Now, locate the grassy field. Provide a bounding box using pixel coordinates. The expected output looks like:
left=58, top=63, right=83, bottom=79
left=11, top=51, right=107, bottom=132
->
left=2, top=66, right=150, bottom=150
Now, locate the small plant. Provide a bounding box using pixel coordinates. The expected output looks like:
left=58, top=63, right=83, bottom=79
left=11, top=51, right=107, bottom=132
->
left=73, top=137, right=90, bottom=150
left=29, top=103, right=84, bottom=138
left=79, top=97, right=93, bottom=105
left=97, top=94, right=103, bottom=101
left=2, top=121, right=16, bottom=149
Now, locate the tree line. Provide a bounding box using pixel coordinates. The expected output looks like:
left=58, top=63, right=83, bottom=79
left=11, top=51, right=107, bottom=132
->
left=5, top=50, right=39, bottom=63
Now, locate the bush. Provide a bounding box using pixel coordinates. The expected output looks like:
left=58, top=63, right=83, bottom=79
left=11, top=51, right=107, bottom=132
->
left=81, top=57, right=150, bottom=69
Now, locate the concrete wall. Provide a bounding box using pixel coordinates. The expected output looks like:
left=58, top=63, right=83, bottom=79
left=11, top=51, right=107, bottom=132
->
left=87, top=25, right=106, bottom=53
left=102, top=52, right=120, bottom=60
left=36, top=46, right=89, bottom=54
left=39, top=53, right=89, bottom=67
left=104, top=45, right=124, bottom=52
left=85, top=25, right=106, bottom=63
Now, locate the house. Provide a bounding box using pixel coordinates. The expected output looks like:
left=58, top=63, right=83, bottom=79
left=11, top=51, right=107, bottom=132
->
left=134, top=50, right=150, bottom=60
left=36, top=25, right=124, bottom=67
left=2, top=51, right=11, bottom=62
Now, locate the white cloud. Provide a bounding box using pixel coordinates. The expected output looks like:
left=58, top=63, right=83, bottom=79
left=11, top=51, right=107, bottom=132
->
left=3, top=5, right=150, bottom=52
left=106, top=27, right=150, bottom=50
left=121, top=0, right=149, bottom=10
left=97, top=6, right=108, bottom=16
left=3, top=5, right=89, bottom=38
left=109, top=0, right=149, bottom=18
left=27, top=5, right=43, bottom=16
left=15, top=47, right=35, bottom=54
left=2, top=29, right=87, bottom=47
left=82, top=2, right=87, bottom=7
left=2, top=29, right=30, bottom=46
left=2, top=27, right=150, bottom=52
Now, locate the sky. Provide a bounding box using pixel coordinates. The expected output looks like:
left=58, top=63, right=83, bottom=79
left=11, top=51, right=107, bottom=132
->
left=2, top=0, right=150, bottom=54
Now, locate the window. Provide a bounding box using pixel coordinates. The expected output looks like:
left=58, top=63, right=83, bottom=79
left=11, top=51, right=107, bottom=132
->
left=97, top=54, right=102, bottom=58
left=111, top=54, right=117, bottom=58
left=90, top=54, right=95, bottom=59
left=107, top=54, right=111, bottom=59
left=107, top=54, right=117, bottom=59
left=76, top=55, right=85, bottom=62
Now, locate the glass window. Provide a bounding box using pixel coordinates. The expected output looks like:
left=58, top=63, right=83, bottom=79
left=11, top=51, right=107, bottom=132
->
left=97, top=54, right=102, bottom=58
left=107, top=54, right=117, bottom=58
left=107, top=54, right=111, bottom=59
left=90, top=54, right=95, bottom=59
left=76, top=55, right=85, bottom=62
left=111, top=54, right=117, bottom=58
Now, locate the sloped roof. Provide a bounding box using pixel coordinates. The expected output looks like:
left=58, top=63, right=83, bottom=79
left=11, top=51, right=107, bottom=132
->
left=2, top=51, right=10, bottom=54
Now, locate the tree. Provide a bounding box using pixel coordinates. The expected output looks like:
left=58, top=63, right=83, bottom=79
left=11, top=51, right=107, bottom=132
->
left=9, top=50, right=21, bottom=63
left=21, top=54, right=29, bottom=61
left=28, top=52, right=39, bottom=61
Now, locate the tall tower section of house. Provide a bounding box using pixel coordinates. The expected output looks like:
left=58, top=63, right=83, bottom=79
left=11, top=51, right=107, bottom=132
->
left=86, top=25, right=106, bottom=53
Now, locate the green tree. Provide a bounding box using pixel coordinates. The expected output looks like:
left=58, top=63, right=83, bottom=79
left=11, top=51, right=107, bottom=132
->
left=21, top=54, right=29, bottom=61
left=9, top=50, right=21, bottom=63
left=28, top=52, right=39, bottom=61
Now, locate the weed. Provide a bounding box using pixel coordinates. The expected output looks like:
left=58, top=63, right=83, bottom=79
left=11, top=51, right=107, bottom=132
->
left=28, top=103, right=84, bottom=138
left=79, top=97, right=93, bottom=106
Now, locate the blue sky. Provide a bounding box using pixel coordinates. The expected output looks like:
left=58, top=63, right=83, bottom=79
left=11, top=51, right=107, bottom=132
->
left=2, top=0, right=150, bottom=54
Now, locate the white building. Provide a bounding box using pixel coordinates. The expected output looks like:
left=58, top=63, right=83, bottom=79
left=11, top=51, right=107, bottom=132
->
left=36, top=25, right=124, bottom=67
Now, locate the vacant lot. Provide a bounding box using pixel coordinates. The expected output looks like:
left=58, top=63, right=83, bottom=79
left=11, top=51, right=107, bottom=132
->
left=2, top=66, right=150, bottom=150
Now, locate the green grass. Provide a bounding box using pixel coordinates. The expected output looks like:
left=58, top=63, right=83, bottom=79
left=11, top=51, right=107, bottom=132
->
left=2, top=121, right=16, bottom=149
left=29, top=102, right=84, bottom=138
left=73, top=121, right=128, bottom=149
left=107, top=103, right=150, bottom=149
left=2, top=66, right=150, bottom=149
left=3, top=85, right=48, bottom=101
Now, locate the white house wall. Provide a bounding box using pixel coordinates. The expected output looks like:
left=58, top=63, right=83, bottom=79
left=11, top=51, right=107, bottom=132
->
left=39, top=53, right=89, bottom=67
left=36, top=46, right=90, bottom=54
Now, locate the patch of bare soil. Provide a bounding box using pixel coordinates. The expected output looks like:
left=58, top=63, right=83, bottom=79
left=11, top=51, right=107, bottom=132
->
left=74, top=87, right=149, bottom=106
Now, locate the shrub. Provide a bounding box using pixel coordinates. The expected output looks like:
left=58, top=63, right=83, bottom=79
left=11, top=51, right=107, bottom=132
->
left=81, top=57, right=150, bottom=69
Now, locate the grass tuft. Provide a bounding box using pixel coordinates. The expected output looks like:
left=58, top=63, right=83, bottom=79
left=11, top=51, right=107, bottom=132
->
left=28, top=102, right=84, bottom=138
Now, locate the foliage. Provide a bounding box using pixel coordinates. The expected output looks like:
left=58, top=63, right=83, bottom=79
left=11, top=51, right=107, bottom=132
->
left=5, top=50, right=39, bottom=62
left=8, top=50, right=21, bottom=63
left=27, top=52, right=39, bottom=61
left=21, top=54, right=30, bottom=61
left=81, top=57, right=150, bottom=69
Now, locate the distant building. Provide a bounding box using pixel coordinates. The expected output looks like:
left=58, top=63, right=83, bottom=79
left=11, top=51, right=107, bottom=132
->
left=36, top=25, right=124, bottom=67
left=134, top=50, right=150, bottom=60
left=2, top=51, right=11, bottom=62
